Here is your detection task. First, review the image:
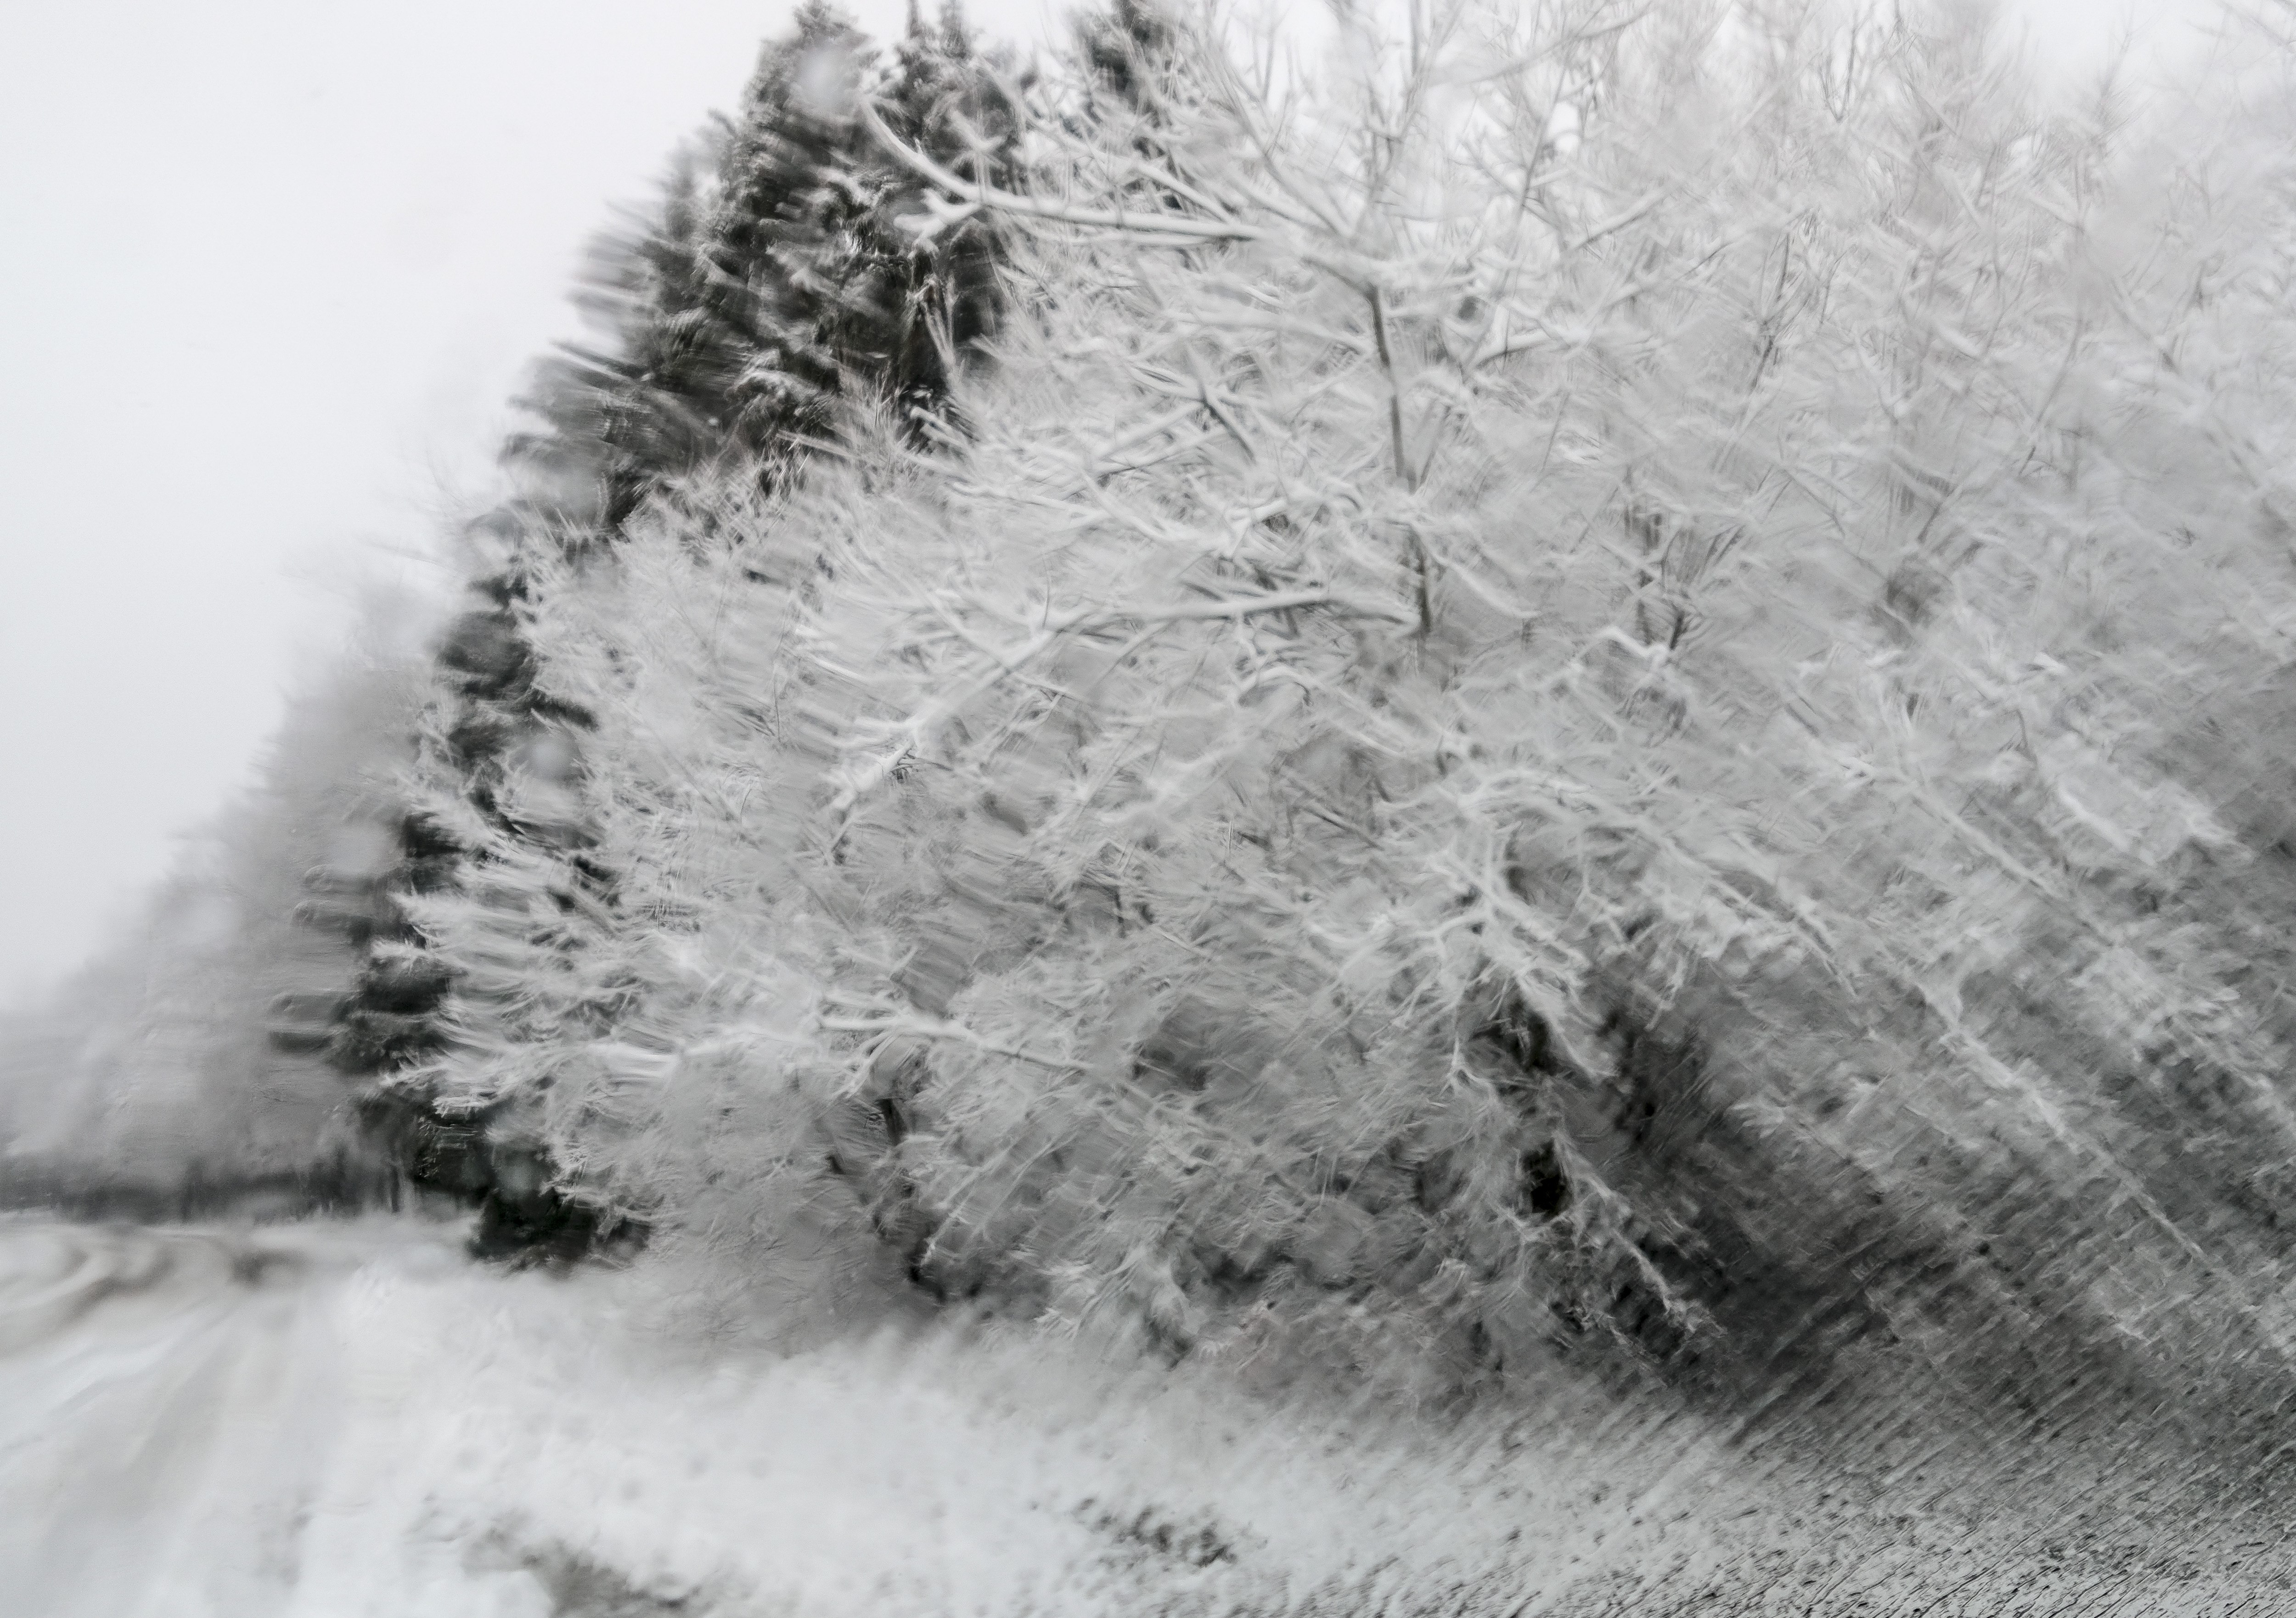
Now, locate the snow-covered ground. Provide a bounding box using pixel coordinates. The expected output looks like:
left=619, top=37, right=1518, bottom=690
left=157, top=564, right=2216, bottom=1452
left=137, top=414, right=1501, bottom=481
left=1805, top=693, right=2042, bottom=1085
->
left=0, top=1215, right=1642, bottom=1617
left=3, top=1216, right=2287, bottom=1617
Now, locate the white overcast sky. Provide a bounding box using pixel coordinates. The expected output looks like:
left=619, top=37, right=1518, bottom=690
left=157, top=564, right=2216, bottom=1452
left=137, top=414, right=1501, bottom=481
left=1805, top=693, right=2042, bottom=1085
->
left=0, top=0, right=2232, bottom=1008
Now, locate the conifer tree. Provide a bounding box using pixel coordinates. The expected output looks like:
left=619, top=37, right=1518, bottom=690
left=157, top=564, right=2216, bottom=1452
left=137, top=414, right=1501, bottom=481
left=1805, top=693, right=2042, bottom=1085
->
left=320, top=1, right=1025, bottom=1255
left=515, top=0, right=1019, bottom=532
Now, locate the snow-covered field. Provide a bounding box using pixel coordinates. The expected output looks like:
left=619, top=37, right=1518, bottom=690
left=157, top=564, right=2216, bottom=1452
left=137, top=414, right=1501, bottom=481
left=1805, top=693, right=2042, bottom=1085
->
left=2, top=1215, right=2287, bottom=1617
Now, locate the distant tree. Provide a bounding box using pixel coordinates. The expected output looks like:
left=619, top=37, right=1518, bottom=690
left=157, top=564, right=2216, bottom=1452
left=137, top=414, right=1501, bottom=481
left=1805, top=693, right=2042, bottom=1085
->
left=1, top=603, right=426, bottom=1215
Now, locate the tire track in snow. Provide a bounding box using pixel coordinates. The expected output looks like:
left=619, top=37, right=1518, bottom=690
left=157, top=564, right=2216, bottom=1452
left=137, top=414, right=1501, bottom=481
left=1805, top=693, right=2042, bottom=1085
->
left=0, top=1218, right=526, bottom=1618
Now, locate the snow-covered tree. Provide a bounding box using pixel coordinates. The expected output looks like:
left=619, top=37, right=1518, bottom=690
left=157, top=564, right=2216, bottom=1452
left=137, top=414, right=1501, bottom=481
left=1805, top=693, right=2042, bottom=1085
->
left=326, top=1, right=1028, bottom=1254
left=390, top=0, right=2296, bottom=1432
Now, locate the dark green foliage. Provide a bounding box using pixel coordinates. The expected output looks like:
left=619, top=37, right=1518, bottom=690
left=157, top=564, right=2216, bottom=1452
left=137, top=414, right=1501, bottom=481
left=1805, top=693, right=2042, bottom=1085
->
left=510, top=0, right=1024, bottom=534
left=321, top=2, right=1029, bottom=1259
left=1076, top=0, right=1177, bottom=112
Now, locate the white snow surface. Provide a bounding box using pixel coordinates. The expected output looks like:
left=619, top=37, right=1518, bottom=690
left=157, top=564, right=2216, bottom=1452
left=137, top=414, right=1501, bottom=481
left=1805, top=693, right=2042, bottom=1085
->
left=0, top=1216, right=1708, bottom=1618
left=10, top=1216, right=2286, bottom=1617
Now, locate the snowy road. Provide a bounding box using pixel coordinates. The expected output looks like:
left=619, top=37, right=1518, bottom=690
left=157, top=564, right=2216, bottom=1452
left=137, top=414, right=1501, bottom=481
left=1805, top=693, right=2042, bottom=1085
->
left=0, top=1219, right=567, bottom=1617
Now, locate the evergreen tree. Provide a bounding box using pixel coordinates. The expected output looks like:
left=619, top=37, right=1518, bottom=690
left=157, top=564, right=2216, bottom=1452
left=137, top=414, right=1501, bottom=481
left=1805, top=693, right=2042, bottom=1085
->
left=321, top=1, right=1026, bottom=1257
left=513, top=0, right=1021, bottom=533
